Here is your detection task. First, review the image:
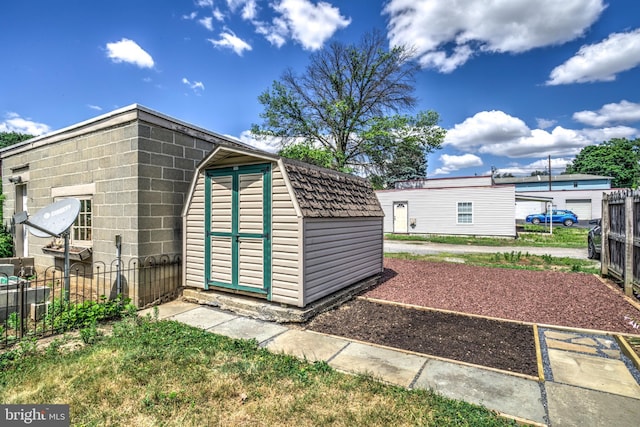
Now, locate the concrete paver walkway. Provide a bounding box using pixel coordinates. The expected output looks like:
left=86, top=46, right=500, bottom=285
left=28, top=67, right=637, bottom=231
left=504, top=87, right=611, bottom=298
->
left=141, top=300, right=640, bottom=427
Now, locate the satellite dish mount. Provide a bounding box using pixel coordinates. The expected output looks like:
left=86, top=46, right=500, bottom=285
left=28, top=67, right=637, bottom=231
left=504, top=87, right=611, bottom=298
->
left=13, top=198, right=81, bottom=301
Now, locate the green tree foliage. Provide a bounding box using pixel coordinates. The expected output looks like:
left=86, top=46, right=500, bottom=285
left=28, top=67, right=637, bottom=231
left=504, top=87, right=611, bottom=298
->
left=530, top=170, right=549, bottom=176
left=363, top=112, right=445, bottom=189
left=0, top=131, right=33, bottom=148
left=564, top=138, right=640, bottom=188
left=252, top=30, right=443, bottom=172
left=278, top=142, right=339, bottom=170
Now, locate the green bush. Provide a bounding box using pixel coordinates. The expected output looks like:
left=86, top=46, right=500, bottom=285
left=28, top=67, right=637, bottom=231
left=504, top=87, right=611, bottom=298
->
left=0, top=226, right=14, bottom=258
left=45, top=294, right=136, bottom=331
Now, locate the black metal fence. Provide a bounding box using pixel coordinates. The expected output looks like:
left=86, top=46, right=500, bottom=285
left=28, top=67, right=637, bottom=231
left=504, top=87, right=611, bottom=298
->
left=0, top=254, right=181, bottom=349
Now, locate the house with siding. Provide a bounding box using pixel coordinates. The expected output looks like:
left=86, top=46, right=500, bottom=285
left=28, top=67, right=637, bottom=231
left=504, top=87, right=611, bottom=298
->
left=493, top=174, right=614, bottom=220
left=182, top=145, right=384, bottom=308
left=376, top=176, right=517, bottom=237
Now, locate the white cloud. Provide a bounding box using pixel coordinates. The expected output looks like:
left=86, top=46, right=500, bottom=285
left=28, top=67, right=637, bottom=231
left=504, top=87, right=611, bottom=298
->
left=254, top=17, right=289, bottom=48
left=445, top=110, right=531, bottom=151
left=213, top=8, right=225, bottom=21
left=384, top=0, right=605, bottom=73
left=199, top=16, right=214, bottom=31
left=547, top=29, right=640, bottom=85
left=272, top=0, right=350, bottom=50
left=197, top=0, right=214, bottom=7
left=182, top=11, right=198, bottom=20
left=578, top=126, right=639, bottom=142
left=105, top=38, right=154, bottom=68
left=241, top=0, right=257, bottom=20
left=237, top=130, right=281, bottom=153
left=433, top=153, right=482, bottom=175
left=182, top=77, right=205, bottom=93
left=208, top=29, right=252, bottom=55
left=494, top=158, right=573, bottom=176
left=0, top=112, right=51, bottom=136
left=573, top=100, right=640, bottom=126
left=444, top=110, right=639, bottom=159
left=87, top=105, right=102, bottom=111
left=536, top=118, right=557, bottom=129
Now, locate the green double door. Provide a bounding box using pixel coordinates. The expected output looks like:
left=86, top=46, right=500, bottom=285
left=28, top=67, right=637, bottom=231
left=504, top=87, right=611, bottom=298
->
left=205, top=164, right=271, bottom=296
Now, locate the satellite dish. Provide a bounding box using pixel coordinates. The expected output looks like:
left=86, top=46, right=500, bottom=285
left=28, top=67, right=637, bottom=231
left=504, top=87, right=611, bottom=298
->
left=23, top=198, right=81, bottom=238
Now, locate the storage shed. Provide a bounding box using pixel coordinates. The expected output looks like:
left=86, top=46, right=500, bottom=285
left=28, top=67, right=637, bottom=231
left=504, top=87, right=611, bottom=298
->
left=182, top=144, right=384, bottom=308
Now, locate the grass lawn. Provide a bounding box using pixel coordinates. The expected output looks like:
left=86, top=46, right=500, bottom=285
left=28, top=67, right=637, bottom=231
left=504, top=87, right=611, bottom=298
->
left=386, top=224, right=589, bottom=249
left=0, top=316, right=516, bottom=427
left=385, top=251, right=600, bottom=274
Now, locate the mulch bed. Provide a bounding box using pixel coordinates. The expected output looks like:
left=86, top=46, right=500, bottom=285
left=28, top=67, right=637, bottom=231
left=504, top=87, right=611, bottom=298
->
left=304, top=258, right=640, bottom=376
left=307, top=299, right=538, bottom=376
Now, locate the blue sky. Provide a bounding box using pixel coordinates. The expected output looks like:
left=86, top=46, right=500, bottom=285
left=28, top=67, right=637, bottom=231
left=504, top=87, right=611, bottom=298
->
left=2, top=0, right=640, bottom=177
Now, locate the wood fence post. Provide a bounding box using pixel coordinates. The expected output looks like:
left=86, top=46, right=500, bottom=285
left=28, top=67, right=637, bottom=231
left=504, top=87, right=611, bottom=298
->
left=624, top=195, right=634, bottom=296
left=601, top=193, right=609, bottom=277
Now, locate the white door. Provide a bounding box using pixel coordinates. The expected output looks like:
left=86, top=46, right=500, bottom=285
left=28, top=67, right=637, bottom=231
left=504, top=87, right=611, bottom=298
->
left=393, top=202, right=408, bottom=233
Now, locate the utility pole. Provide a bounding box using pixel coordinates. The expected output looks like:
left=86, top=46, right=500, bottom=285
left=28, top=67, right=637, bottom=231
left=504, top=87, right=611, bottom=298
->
left=548, top=155, right=552, bottom=191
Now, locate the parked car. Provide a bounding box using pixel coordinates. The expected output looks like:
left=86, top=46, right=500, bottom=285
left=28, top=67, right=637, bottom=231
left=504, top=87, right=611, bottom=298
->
left=587, top=218, right=602, bottom=259
left=525, top=210, right=579, bottom=227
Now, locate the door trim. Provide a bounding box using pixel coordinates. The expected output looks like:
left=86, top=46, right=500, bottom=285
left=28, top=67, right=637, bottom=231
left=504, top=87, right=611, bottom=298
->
left=204, top=164, right=272, bottom=297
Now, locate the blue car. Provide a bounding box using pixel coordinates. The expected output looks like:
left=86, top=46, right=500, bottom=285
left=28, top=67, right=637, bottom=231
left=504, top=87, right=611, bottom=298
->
left=526, top=210, right=578, bottom=227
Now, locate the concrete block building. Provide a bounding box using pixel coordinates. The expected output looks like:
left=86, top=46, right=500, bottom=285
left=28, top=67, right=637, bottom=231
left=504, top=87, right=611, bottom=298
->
left=0, top=104, right=247, bottom=274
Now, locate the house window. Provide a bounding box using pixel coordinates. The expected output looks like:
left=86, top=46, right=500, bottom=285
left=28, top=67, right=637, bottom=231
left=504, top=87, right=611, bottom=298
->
left=573, top=181, right=578, bottom=188
left=72, top=198, right=92, bottom=245
left=457, top=202, right=473, bottom=224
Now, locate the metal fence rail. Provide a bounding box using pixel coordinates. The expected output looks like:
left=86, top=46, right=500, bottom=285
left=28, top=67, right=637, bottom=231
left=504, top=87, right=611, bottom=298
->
left=601, top=189, right=640, bottom=297
left=0, top=254, right=181, bottom=349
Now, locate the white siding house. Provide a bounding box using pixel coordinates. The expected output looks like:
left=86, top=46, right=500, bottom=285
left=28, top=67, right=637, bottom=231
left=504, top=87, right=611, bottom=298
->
left=376, top=176, right=516, bottom=237
left=183, top=145, right=384, bottom=308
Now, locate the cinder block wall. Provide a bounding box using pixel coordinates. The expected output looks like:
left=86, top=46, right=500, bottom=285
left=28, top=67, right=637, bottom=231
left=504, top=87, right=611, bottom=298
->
left=2, top=110, right=220, bottom=272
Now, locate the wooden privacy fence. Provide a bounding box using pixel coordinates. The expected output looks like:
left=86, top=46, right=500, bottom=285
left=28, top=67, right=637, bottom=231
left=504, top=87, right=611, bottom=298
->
left=601, top=189, right=640, bottom=297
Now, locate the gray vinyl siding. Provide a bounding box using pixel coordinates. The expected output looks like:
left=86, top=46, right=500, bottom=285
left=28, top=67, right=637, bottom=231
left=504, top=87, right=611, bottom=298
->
left=302, top=218, right=383, bottom=305
left=184, top=172, right=206, bottom=289
left=270, top=167, right=302, bottom=306
left=377, top=186, right=515, bottom=237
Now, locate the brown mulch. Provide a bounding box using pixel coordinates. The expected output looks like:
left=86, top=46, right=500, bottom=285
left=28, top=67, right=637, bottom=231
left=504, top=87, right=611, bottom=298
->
left=306, top=259, right=640, bottom=375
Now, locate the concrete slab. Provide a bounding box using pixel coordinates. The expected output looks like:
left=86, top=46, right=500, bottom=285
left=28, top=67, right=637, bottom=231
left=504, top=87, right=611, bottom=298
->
left=414, top=360, right=546, bottom=425
left=546, top=382, right=640, bottom=427
left=545, top=330, right=580, bottom=341
left=264, top=330, right=349, bottom=362
left=208, top=316, right=289, bottom=344
left=138, top=300, right=199, bottom=320
left=546, top=339, right=599, bottom=354
left=329, top=342, right=427, bottom=388
left=548, top=348, right=640, bottom=399
left=170, top=306, right=237, bottom=329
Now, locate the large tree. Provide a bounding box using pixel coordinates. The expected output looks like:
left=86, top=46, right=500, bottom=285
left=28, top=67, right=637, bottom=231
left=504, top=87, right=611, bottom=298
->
left=564, top=138, right=640, bottom=188
left=363, top=111, right=444, bottom=188
left=252, top=30, right=443, bottom=172
left=0, top=131, right=32, bottom=148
